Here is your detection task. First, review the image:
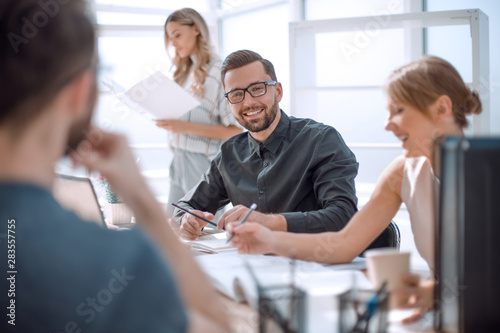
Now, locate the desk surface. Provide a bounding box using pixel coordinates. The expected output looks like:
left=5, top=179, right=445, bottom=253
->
left=198, top=249, right=435, bottom=333
left=220, top=293, right=282, bottom=332
left=220, top=292, right=435, bottom=333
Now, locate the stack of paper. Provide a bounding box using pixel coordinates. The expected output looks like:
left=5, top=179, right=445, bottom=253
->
left=185, top=232, right=234, bottom=254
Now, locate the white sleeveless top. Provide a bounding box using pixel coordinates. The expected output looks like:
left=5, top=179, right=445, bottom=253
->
left=400, top=157, right=438, bottom=271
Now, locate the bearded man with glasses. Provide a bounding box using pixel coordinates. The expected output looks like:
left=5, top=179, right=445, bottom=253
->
left=174, top=50, right=361, bottom=242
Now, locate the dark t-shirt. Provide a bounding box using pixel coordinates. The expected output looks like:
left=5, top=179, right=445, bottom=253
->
left=0, top=182, right=188, bottom=332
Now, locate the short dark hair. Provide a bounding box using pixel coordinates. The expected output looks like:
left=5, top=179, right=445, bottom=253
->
left=221, top=50, right=277, bottom=87
left=0, top=0, right=95, bottom=131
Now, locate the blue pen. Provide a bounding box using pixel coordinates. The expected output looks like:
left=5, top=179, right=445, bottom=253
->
left=352, top=281, right=387, bottom=332
left=226, top=203, right=257, bottom=243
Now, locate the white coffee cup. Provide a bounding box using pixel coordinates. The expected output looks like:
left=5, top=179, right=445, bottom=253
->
left=365, top=248, right=410, bottom=306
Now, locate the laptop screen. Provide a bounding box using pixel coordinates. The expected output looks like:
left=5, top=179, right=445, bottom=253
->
left=52, top=174, right=106, bottom=228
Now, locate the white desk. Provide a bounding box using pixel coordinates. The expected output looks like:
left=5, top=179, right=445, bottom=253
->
left=196, top=249, right=435, bottom=333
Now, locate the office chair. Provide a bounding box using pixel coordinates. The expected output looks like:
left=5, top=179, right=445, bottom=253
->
left=361, top=220, right=401, bottom=256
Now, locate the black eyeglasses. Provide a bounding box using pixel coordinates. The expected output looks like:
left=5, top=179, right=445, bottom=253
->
left=224, top=81, right=277, bottom=104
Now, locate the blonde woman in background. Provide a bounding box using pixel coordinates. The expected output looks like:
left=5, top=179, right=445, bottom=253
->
left=227, top=56, right=482, bottom=323
left=156, top=8, right=242, bottom=215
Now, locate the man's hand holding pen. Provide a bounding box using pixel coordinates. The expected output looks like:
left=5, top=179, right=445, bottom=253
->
left=225, top=203, right=257, bottom=243
left=218, top=204, right=288, bottom=232
left=177, top=203, right=288, bottom=241
left=220, top=203, right=284, bottom=255
left=179, top=209, right=215, bottom=240
left=227, top=222, right=276, bottom=255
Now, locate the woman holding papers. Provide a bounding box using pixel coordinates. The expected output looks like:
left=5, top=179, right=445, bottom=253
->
left=156, top=8, right=242, bottom=215
left=228, top=56, right=482, bottom=323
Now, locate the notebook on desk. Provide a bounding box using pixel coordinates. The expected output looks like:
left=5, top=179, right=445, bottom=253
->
left=183, top=231, right=234, bottom=254
left=52, top=174, right=106, bottom=228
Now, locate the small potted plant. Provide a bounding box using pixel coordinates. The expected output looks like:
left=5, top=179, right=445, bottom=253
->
left=94, top=175, right=132, bottom=226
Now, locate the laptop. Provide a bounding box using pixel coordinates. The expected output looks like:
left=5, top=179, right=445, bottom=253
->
left=52, top=174, right=107, bottom=228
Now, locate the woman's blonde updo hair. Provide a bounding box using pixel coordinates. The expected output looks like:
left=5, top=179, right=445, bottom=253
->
left=164, top=8, right=212, bottom=97
left=384, top=56, right=482, bottom=128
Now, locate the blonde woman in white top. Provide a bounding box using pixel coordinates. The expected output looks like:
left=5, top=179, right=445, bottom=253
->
left=156, top=8, right=242, bottom=215
left=227, top=56, right=482, bottom=322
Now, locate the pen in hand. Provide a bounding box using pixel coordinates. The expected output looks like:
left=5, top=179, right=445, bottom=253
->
left=226, top=203, right=257, bottom=243
left=171, top=203, right=218, bottom=228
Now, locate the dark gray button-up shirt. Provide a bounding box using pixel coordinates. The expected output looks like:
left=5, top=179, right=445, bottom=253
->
left=175, top=110, right=358, bottom=233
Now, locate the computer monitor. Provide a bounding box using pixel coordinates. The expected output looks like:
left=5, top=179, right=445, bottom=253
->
left=435, top=137, right=500, bottom=332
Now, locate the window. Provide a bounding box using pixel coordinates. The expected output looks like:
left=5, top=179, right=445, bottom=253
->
left=218, top=0, right=264, bottom=11
left=305, top=0, right=404, bottom=20
left=219, top=2, right=291, bottom=111
left=425, top=0, right=500, bottom=135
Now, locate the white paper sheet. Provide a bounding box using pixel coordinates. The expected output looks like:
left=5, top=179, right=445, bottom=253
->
left=105, top=71, right=200, bottom=120
left=184, top=232, right=234, bottom=254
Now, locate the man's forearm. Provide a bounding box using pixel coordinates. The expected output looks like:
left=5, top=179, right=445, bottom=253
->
left=281, top=200, right=357, bottom=233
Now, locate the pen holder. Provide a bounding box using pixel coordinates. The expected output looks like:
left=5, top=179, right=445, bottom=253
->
left=338, top=288, right=389, bottom=333
left=257, top=284, right=306, bottom=333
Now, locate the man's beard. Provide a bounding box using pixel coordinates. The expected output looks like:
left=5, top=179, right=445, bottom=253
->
left=237, top=97, right=279, bottom=133
left=65, top=82, right=97, bottom=155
